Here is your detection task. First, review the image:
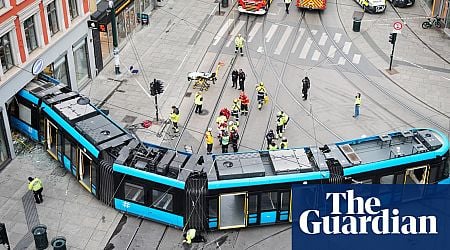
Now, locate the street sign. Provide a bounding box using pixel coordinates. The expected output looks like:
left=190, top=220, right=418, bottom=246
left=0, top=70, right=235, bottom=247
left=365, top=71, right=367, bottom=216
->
left=393, top=21, right=403, bottom=33
left=31, top=58, right=44, bottom=75
left=87, top=20, right=99, bottom=30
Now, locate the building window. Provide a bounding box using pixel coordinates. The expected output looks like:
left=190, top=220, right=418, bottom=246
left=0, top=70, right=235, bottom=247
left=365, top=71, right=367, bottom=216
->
left=47, top=1, right=59, bottom=36
left=0, top=33, right=14, bottom=73
left=24, top=17, right=38, bottom=53
left=124, top=183, right=144, bottom=204
left=68, top=0, right=79, bottom=20
left=0, top=0, right=5, bottom=9
left=44, top=55, right=70, bottom=86
left=152, top=189, right=173, bottom=212
left=73, top=39, right=90, bottom=85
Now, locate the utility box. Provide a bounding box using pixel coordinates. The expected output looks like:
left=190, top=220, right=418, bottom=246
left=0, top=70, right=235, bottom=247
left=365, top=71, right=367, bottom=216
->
left=32, top=224, right=48, bottom=250
left=352, top=11, right=364, bottom=32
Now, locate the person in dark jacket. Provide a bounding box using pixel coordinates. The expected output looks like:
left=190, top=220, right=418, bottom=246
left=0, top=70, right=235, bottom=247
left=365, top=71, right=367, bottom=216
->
left=231, top=69, right=238, bottom=89
left=230, top=129, right=239, bottom=152
left=266, top=129, right=275, bottom=150
left=238, top=69, right=246, bottom=91
left=302, top=76, right=310, bottom=100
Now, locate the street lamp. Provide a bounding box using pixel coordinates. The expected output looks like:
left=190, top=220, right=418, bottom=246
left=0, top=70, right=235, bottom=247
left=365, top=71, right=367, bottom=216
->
left=107, top=0, right=120, bottom=75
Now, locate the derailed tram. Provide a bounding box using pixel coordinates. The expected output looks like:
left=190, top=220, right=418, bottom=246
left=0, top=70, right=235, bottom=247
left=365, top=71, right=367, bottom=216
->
left=9, top=78, right=450, bottom=231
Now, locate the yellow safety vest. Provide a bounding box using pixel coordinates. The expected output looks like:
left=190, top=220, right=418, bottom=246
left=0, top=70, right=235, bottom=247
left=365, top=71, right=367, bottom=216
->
left=277, top=117, right=284, bottom=126
left=170, top=112, right=180, bottom=123
left=195, top=94, right=203, bottom=105
left=206, top=132, right=214, bottom=145
left=28, top=178, right=43, bottom=191
left=235, top=36, right=245, bottom=48
left=280, top=141, right=288, bottom=149
left=232, top=103, right=240, bottom=111
left=216, top=115, right=227, bottom=125
left=281, top=113, right=289, bottom=124
left=269, top=144, right=278, bottom=150
left=355, top=97, right=362, bottom=106
left=256, top=86, right=266, bottom=93
left=185, top=229, right=196, bottom=244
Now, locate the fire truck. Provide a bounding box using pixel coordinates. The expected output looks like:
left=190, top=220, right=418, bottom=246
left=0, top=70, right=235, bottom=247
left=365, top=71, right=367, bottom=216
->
left=296, top=0, right=327, bottom=10
left=238, top=0, right=273, bottom=15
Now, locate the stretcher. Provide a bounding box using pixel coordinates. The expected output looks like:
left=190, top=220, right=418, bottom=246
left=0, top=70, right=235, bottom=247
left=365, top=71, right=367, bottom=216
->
left=187, top=72, right=217, bottom=91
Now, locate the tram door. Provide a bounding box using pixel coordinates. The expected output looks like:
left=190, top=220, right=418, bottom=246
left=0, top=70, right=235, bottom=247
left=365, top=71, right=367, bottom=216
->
left=45, top=120, right=58, bottom=160
left=78, top=150, right=92, bottom=192
left=218, top=192, right=247, bottom=229
left=402, top=165, right=429, bottom=201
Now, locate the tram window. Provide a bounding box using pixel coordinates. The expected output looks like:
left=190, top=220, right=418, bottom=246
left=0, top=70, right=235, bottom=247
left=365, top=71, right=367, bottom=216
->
left=91, top=163, right=97, bottom=188
left=58, top=132, right=63, bottom=154
left=405, top=166, right=428, bottom=184
left=71, top=142, right=77, bottom=166
left=208, top=198, right=218, bottom=217
left=152, top=189, right=173, bottom=212
left=64, top=137, right=71, bottom=159
left=248, top=194, right=258, bottom=214
left=380, top=175, right=394, bottom=184
left=124, top=183, right=144, bottom=204
left=261, top=192, right=278, bottom=211
left=395, top=174, right=405, bottom=184
left=280, top=191, right=290, bottom=211
left=18, top=103, right=32, bottom=125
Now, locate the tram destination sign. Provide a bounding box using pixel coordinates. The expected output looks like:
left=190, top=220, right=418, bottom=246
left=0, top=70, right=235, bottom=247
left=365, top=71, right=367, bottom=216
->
left=292, top=184, right=450, bottom=250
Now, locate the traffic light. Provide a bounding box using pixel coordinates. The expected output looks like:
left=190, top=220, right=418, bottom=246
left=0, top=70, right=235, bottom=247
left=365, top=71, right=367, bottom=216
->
left=0, top=223, right=9, bottom=246
left=154, top=79, right=164, bottom=95
left=389, top=33, right=397, bottom=45
left=150, top=82, right=156, bottom=96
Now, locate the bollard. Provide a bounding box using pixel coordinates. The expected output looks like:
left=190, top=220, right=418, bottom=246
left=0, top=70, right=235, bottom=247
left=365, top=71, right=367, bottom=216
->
left=222, top=0, right=229, bottom=8
left=352, top=11, right=364, bottom=32
left=32, top=224, right=48, bottom=250
left=51, top=236, right=67, bottom=250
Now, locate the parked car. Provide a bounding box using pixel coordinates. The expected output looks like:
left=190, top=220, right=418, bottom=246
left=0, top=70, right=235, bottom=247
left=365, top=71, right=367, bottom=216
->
left=389, top=0, right=415, bottom=7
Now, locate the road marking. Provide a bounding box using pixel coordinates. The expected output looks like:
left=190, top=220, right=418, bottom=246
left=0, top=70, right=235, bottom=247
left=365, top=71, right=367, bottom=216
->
left=257, top=46, right=264, bottom=53
left=327, top=46, right=336, bottom=58
left=274, top=26, right=293, bottom=55
left=352, top=54, right=361, bottom=64
left=311, top=29, right=318, bottom=35
left=333, top=33, right=342, bottom=43
left=226, top=20, right=245, bottom=47
left=214, top=19, right=233, bottom=45
left=265, top=24, right=279, bottom=42
left=299, top=38, right=312, bottom=59
left=318, top=33, right=328, bottom=46
left=248, top=22, right=262, bottom=43
left=338, top=57, right=346, bottom=65
left=291, top=28, right=305, bottom=53
left=342, top=42, right=352, bottom=54
left=311, top=50, right=321, bottom=61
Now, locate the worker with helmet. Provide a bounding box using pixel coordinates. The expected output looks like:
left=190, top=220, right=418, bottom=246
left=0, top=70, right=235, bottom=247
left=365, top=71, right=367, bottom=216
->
left=205, top=128, right=214, bottom=155
left=280, top=137, right=288, bottom=149
left=228, top=121, right=238, bottom=133
left=235, top=34, right=245, bottom=56
left=268, top=142, right=279, bottom=151
left=256, top=82, right=267, bottom=110
left=169, top=106, right=180, bottom=133
left=231, top=99, right=240, bottom=126
left=194, top=91, right=203, bottom=114
left=239, top=91, right=249, bottom=115
left=279, top=111, right=289, bottom=132
left=276, top=113, right=284, bottom=139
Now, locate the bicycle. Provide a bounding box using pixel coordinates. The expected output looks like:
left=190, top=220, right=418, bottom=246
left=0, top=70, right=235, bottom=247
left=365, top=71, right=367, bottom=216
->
left=422, top=16, right=443, bottom=29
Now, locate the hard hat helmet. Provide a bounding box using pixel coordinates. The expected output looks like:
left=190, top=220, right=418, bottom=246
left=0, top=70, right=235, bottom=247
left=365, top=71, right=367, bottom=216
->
left=282, top=137, right=287, bottom=142
left=259, top=82, right=264, bottom=86
left=229, top=121, right=234, bottom=126
left=280, top=111, right=284, bottom=115
left=234, top=99, right=238, bottom=103
left=269, top=129, right=273, bottom=133
left=238, top=34, right=242, bottom=37
left=208, top=127, right=212, bottom=132
left=277, top=111, right=282, bottom=116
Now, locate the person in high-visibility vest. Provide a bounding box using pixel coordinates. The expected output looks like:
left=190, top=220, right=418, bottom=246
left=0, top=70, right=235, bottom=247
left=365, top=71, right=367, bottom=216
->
left=205, top=128, right=214, bottom=155
left=353, top=93, right=362, bottom=118
left=194, top=91, right=203, bottom=114
left=169, top=106, right=180, bottom=133
left=183, top=229, right=196, bottom=244
left=239, top=91, right=249, bottom=116
left=268, top=142, right=278, bottom=150
left=221, top=131, right=230, bottom=153
left=276, top=114, right=284, bottom=139
left=235, top=34, right=245, bottom=56
left=280, top=137, right=288, bottom=149
left=256, top=82, right=267, bottom=110
left=284, top=0, right=292, bottom=14
left=231, top=99, right=240, bottom=126
left=279, top=111, right=289, bottom=132
left=28, top=177, right=44, bottom=203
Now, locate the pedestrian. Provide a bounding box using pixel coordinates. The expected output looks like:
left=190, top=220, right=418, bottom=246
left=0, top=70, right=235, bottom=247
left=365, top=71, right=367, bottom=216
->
left=183, top=229, right=197, bottom=245
left=194, top=91, right=203, bottom=114
left=269, top=142, right=279, bottom=150
left=235, top=34, right=245, bottom=56
left=284, top=0, right=291, bottom=14
left=279, top=111, right=289, bottom=132
left=205, top=128, right=214, bottom=155
left=28, top=177, right=43, bottom=204
left=169, top=106, right=180, bottom=133
left=231, top=99, right=240, bottom=126
left=276, top=114, right=284, bottom=139
left=221, top=131, right=230, bottom=153
left=280, top=137, right=288, bottom=149
left=302, top=76, right=310, bottom=101
left=266, top=129, right=275, bottom=149
left=353, top=93, right=362, bottom=118
left=231, top=69, right=238, bottom=89
left=228, top=121, right=238, bottom=133
left=230, top=129, right=239, bottom=152
left=239, top=91, right=249, bottom=116
left=238, top=69, right=246, bottom=91
left=256, top=82, right=267, bottom=110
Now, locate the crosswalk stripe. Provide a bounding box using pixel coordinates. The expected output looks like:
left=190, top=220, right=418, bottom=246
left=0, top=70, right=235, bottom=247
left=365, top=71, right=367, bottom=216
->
left=226, top=20, right=246, bottom=47
left=299, top=38, right=312, bottom=59
left=214, top=19, right=233, bottom=45
left=327, top=46, right=336, bottom=58
left=311, top=50, right=321, bottom=61
left=248, top=22, right=262, bottom=43
left=274, top=26, right=293, bottom=55
left=352, top=54, right=361, bottom=64
left=338, top=57, right=346, bottom=65
left=265, top=24, right=279, bottom=42
left=291, top=28, right=305, bottom=53
left=334, top=33, right=342, bottom=43
left=318, top=33, right=328, bottom=46
left=342, top=42, right=352, bottom=54
left=311, top=30, right=318, bottom=35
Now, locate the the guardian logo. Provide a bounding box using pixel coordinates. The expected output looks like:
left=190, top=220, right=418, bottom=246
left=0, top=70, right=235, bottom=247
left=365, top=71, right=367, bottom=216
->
left=299, top=190, right=437, bottom=235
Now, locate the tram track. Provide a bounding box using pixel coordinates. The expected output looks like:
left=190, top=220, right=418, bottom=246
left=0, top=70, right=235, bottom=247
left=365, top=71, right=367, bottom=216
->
left=312, top=11, right=449, bottom=134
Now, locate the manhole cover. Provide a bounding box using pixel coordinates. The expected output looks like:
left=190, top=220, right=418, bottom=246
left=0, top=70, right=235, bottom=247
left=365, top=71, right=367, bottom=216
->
left=185, top=92, right=192, bottom=97
left=122, top=115, right=137, bottom=124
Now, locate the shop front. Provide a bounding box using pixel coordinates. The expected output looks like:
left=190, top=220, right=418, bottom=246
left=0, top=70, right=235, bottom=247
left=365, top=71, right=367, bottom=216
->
left=0, top=109, right=11, bottom=171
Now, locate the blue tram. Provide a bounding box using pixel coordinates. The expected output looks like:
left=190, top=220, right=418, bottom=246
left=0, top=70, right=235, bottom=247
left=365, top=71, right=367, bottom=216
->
left=8, top=78, right=449, bottom=231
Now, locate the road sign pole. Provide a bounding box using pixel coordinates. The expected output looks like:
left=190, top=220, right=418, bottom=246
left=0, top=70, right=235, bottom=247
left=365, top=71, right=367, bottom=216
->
left=389, top=43, right=395, bottom=71
left=154, top=79, right=159, bottom=121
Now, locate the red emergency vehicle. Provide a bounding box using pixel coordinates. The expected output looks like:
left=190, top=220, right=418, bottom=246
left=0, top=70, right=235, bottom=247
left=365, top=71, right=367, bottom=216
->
left=238, top=0, right=273, bottom=15
left=296, top=0, right=327, bottom=10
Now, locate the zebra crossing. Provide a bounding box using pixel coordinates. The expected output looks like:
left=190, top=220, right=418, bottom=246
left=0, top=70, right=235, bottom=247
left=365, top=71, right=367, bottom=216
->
left=213, top=20, right=364, bottom=67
